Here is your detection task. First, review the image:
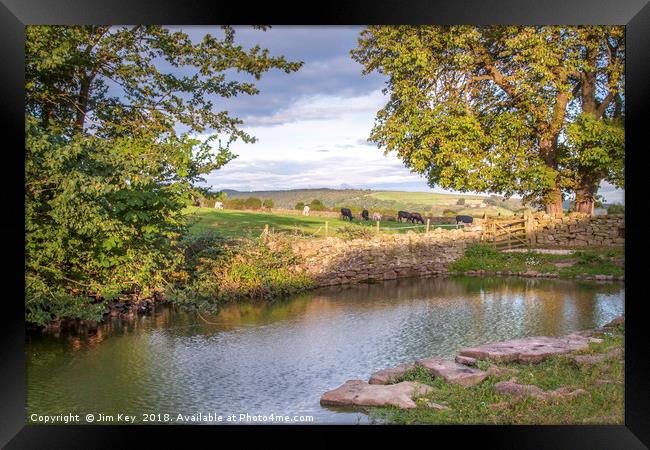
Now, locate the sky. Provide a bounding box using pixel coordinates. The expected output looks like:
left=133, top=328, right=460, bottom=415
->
left=180, top=26, right=623, bottom=204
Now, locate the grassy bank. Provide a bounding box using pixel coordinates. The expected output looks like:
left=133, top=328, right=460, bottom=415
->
left=449, top=244, right=624, bottom=279
left=165, top=233, right=314, bottom=313
left=369, top=324, right=624, bottom=425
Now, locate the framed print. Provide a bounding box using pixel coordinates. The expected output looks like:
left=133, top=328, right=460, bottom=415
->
left=1, top=0, right=648, bottom=447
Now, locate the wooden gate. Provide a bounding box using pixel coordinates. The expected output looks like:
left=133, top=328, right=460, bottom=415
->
left=481, top=215, right=533, bottom=250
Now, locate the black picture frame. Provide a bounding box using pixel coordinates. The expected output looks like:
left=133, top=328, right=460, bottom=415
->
left=1, top=0, right=648, bottom=447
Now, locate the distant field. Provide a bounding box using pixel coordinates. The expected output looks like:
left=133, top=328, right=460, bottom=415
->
left=219, top=188, right=520, bottom=217
left=185, top=207, right=458, bottom=239
left=368, top=191, right=485, bottom=204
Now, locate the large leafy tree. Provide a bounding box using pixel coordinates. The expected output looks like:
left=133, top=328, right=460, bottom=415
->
left=351, top=26, right=624, bottom=215
left=562, top=27, right=624, bottom=214
left=25, top=26, right=301, bottom=325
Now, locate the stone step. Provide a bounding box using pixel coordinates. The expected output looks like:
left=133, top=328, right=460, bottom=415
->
left=368, top=363, right=415, bottom=385
left=320, top=380, right=433, bottom=409
left=457, top=334, right=591, bottom=364
left=415, top=357, right=488, bottom=387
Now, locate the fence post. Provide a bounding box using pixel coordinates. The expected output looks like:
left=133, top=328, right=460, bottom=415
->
left=325, top=221, right=328, bottom=237
left=426, top=218, right=430, bottom=234
left=262, top=224, right=269, bottom=243
left=525, top=212, right=535, bottom=248
left=376, top=220, right=380, bottom=234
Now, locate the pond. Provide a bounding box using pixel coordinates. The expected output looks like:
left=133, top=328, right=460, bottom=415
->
left=26, top=276, right=624, bottom=424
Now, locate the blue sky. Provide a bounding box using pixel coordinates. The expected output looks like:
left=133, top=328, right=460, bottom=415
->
left=180, top=26, right=623, bottom=204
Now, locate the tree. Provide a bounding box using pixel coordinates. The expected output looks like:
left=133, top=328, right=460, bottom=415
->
left=262, top=198, right=274, bottom=209
left=25, top=26, right=301, bottom=325
left=351, top=26, right=624, bottom=215
left=309, top=199, right=326, bottom=211
left=456, top=198, right=465, bottom=205
left=562, top=28, right=624, bottom=214
left=295, top=202, right=305, bottom=210
left=244, top=197, right=262, bottom=209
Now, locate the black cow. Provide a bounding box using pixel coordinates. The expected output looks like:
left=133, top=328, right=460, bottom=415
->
left=361, top=209, right=369, bottom=221
left=341, top=208, right=353, bottom=221
left=456, top=215, right=473, bottom=225
left=397, top=211, right=411, bottom=223
left=409, top=212, right=425, bottom=224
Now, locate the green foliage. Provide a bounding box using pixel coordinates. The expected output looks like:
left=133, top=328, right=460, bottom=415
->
left=25, top=25, right=302, bottom=325
left=456, top=198, right=466, bottom=205
left=224, top=198, right=246, bottom=210
left=443, top=209, right=458, bottom=216
left=167, top=234, right=314, bottom=311
left=262, top=198, right=274, bottom=209
left=243, top=197, right=262, bottom=210
left=335, top=224, right=375, bottom=240
left=351, top=26, right=625, bottom=210
left=295, top=202, right=305, bottom=210
left=607, top=203, right=624, bottom=214
left=449, top=245, right=624, bottom=278
left=309, top=199, right=326, bottom=211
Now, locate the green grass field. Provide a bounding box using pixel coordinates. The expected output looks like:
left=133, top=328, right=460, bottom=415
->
left=220, top=188, right=521, bottom=216
left=185, top=207, right=458, bottom=239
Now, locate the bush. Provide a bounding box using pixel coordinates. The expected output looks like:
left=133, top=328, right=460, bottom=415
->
left=224, top=198, right=246, bottom=210
left=456, top=198, right=465, bottom=205
left=607, top=203, right=624, bottom=214
left=336, top=224, right=374, bottom=240
left=309, top=199, right=326, bottom=211
left=262, top=198, right=274, bottom=209
left=167, top=234, right=313, bottom=310
left=443, top=209, right=457, bottom=216
left=244, top=197, right=262, bottom=210
left=295, top=202, right=305, bottom=210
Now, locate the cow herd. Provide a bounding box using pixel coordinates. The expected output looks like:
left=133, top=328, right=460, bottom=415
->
left=340, top=208, right=474, bottom=226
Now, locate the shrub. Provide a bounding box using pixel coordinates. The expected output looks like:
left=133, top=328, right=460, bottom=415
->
left=262, top=198, right=274, bottom=209
left=336, top=224, right=374, bottom=240
left=244, top=197, right=262, bottom=209
left=456, top=198, right=465, bottom=205
left=443, top=209, right=457, bottom=216
left=309, top=199, right=326, bottom=211
left=224, top=198, right=246, bottom=210
left=295, top=202, right=305, bottom=210
left=607, top=203, right=624, bottom=214
left=167, top=234, right=313, bottom=311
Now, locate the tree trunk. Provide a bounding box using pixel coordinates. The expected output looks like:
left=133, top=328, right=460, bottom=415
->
left=539, top=137, right=564, bottom=216
left=74, top=75, right=91, bottom=133
left=574, top=176, right=599, bottom=216
left=545, top=187, right=563, bottom=216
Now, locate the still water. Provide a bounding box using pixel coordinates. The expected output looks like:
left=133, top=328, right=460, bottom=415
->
left=26, top=276, right=624, bottom=424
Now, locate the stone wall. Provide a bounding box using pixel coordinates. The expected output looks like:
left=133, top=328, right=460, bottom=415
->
left=267, top=213, right=623, bottom=288
left=531, top=213, right=624, bottom=247
left=280, top=227, right=482, bottom=287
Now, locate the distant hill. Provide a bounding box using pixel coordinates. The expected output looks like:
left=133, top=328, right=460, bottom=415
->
left=214, top=188, right=523, bottom=216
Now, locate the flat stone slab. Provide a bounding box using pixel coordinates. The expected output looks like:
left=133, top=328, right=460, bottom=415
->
left=415, top=357, right=488, bottom=387
left=369, top=363, right=415, bottom=385
left=320, top=380, right=433, bottom=409
left=457, top=334, right=591, bottom=364
left=494, top=380, right=586, bottom=401
left=573, top=348, right=622, bottom=367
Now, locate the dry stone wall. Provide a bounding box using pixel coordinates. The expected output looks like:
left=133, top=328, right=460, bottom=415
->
left=282, top=228, right=482, bottom=287
left=531, top=213, right=624, bottom=247
left=268, top=213, right=623, bottom=288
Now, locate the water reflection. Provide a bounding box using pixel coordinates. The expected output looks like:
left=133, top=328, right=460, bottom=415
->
left=27, top=276, right=624, bottom=424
